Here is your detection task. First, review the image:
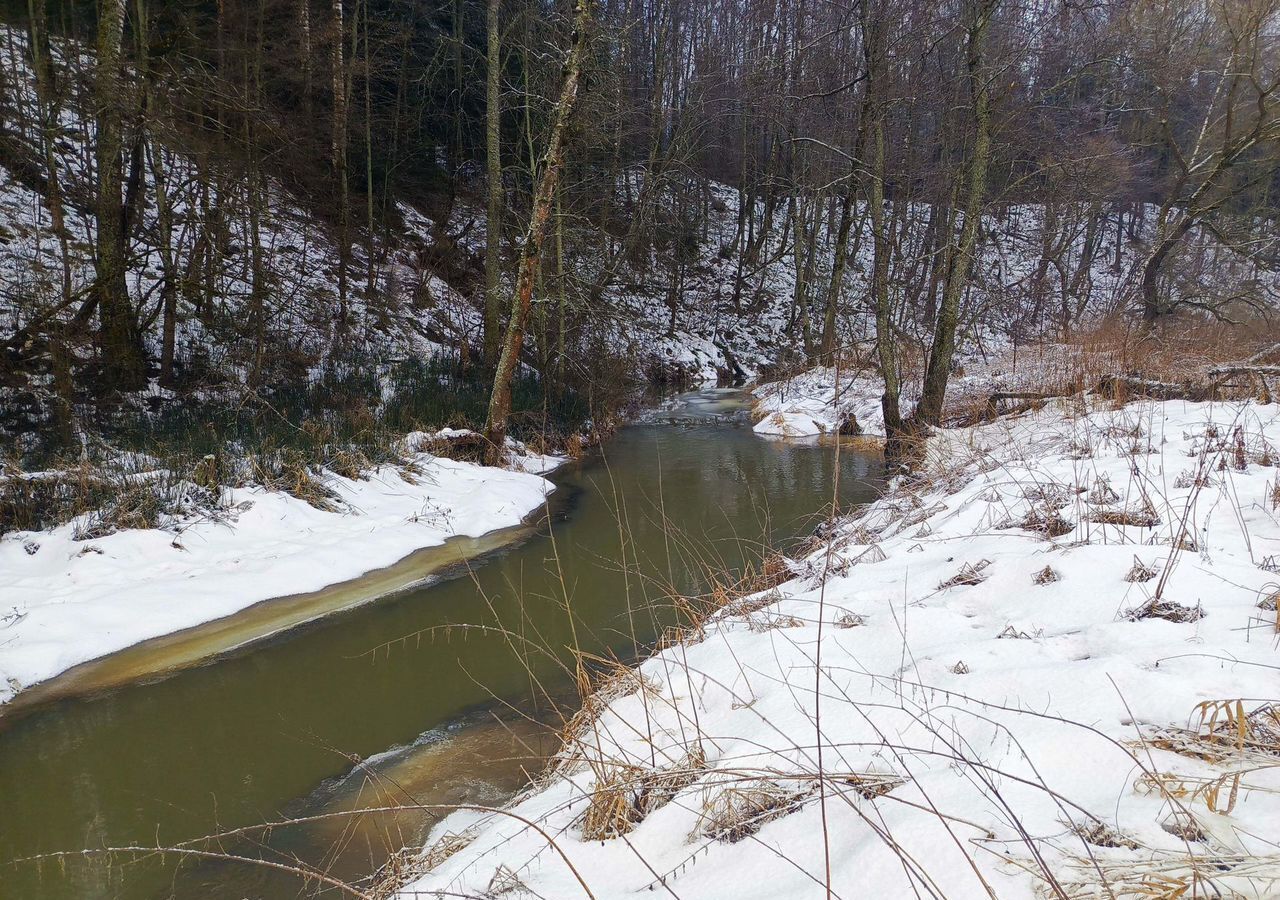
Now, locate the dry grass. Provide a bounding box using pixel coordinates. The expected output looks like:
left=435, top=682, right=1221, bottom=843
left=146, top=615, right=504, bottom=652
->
left=1069, top=819, right=1139, bottom=850
left=1089, top=507, right=1160, bottom=528
left=1124, top=557, right=1158, bottom=583
left=938, top=559, right=992, bottom=590
left=752, top=553, right=795, bottom=591
left=746, top=612, right=805, bottom=632
left=1016, top=508, right=1076, bottom=538
left=580, top=747, right=709, bottom=841
left=692, top=777, right=816, bottom=843
left=557, top=663, right=663, bottom=760
left=1042, top=852, right=1280, bottom=899
left=580, top=762, right=650, bottom=840
left=1124, top=598, right=1205, bottom=623
left=1033, top=565, right=1061, bottom=585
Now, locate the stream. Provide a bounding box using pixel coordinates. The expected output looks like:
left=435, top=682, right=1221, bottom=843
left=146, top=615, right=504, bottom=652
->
left=0, top=389, right=881, bottom=899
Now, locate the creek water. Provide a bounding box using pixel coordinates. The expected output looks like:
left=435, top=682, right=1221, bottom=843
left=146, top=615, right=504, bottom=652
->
left=0, top=389, right=881, bottom=899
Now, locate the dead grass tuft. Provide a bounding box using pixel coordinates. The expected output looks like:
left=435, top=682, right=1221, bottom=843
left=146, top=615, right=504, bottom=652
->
left=747, top=613, right=805, bottom=632
left=938, top=559, right=992, bottom=590
left=1070, top=819, right=1139, bottom=850
left=559, top=665, right=662, bottom=752
left=419, top=830, right=478, bottom=872
left=752, top=553, right=794, bottom=592
left=327, top=447, right=372, bottom=480
left=1124, top=598, right=1205, bottom=623
left=580, top=762, right=649, bottom=840
left=580, top=747, right=709, bottom=840
left=839, top=771, right=905, bottom=799
left=1017, top=508, right=1076, bottom=538
left=694, top=778, right=816, bottom=843
left=419, top=430, right=491, bottom=464
left=1124, top=557, right=1157, bottom=583
left=1089, top=507, right=1160, bottom=528
left=1033, top=565, right=1061, bottom=585
left=722, top=588, right=783, bottom=620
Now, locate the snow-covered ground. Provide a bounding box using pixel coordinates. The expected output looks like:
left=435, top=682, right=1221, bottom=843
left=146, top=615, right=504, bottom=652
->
left=394, top=394, right=1280, bottom=899
left=750, top=352, right=1050, bottom=437
left=0, top=442, right=561, bottom=705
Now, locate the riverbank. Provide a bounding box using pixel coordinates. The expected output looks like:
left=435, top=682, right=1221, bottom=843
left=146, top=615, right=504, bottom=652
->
left=0, top=438, right=562, bottom=707
left=392, top=391, right=1280, bottom=899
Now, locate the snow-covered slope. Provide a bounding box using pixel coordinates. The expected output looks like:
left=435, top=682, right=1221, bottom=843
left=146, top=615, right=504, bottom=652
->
left=0, top=442, right=560, bottom=705
left=394, top=396, right=1280, bottom=899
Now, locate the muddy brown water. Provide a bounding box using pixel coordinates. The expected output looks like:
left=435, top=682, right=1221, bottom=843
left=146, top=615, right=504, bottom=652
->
left=0, top=389, right=881, bottom=899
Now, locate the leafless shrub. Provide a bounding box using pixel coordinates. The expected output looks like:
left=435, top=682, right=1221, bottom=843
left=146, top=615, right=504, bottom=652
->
left=834, top=611, right=866, bottom=627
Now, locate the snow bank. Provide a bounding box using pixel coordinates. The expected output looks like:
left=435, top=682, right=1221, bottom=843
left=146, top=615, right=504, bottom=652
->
left=751, top=368, right=899, bottom=436
left=396, top=397, right=1280, bottom=900
left=0, top=449, right=560, bottom=704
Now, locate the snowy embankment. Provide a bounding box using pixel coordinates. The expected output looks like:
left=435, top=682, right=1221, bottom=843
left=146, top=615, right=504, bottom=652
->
left=0, top=440, right=561, bottom=705
left=395, top=396, right=1280, bottom=899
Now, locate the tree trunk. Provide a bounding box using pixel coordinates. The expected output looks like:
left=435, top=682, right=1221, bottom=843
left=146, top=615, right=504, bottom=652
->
left=914, top=0, right=997, bottom=427
left=860, top=0, right=907, bottom=459
left=484, top=0, right=592, bottom=463
left=95, top=0, right=146, bottom=389
left=483, top=0, right=503, bottom=369
left=299, top=0, right=312, bottom=118
left=819, top=188, right=856, bottom=364
left=27, top=0, right=72, bottom=307
left=147, top=140, right=179, bottom=385
left=331, top=0, right=350, bottom=330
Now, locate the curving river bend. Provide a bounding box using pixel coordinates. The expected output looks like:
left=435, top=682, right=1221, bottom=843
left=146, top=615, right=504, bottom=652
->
left=0, top=389, right=881, bottom=899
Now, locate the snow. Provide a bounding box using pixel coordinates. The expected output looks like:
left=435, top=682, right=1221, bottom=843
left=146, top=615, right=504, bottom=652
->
left=394, top=394, right=1280, bottom=900
left=752, top=368, right=901, bottom=436
left=0, top=448, right=561, bottom=705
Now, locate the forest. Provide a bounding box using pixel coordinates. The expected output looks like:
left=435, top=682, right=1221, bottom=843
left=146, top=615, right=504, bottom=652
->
left=0, top=0, right=1274, bottom=472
